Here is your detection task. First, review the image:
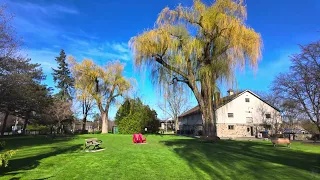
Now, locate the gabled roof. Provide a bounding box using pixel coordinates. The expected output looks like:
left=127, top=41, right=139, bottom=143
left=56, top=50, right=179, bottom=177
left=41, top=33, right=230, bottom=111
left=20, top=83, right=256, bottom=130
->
left=178, top=90, right=280, bottom=118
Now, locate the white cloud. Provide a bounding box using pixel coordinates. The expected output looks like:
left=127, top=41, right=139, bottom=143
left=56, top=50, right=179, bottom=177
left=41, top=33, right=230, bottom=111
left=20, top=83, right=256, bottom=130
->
left=68, top=41, right=132, bottom=62
left=53, top=4, right=78, bottom=14
left=24, top=40, right=132, bottom=75
left=110, top=42, right=130, bottom=53
left=9, top=1, right=78, bottom=16
left=62, top=35, right=89, bottom=46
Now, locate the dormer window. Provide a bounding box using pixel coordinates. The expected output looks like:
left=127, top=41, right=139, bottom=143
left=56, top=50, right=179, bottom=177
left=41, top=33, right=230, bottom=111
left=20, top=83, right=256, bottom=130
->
left=265, top=113, right=271, bottom=118
left=228, top=113, right=234, bottom=118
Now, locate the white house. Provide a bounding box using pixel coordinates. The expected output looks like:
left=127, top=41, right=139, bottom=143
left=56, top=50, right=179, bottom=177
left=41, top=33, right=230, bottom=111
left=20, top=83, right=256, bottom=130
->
left=178, top=90, right=281, bottom=138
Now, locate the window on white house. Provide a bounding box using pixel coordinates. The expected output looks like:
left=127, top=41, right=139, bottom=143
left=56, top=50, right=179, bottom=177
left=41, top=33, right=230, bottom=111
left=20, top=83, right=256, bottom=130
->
left=228, top=125, right=234, bottom=130
left=265, top=113, right=271, bottom=118
left=245, top=98, right=250, bottom=102
left=228, top=113, right=234, bottom=118
left=247, top=127, right=250, bottom=132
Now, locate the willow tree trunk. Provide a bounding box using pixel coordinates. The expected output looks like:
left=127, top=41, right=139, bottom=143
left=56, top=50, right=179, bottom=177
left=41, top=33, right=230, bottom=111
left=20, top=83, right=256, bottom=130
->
left=1, top=111, right=9, bottom=136
left=197, top=75, right=216, bottom=137
left=200, top=97, right=216, bottom=137
left=101, top=111, right=109, bottom=134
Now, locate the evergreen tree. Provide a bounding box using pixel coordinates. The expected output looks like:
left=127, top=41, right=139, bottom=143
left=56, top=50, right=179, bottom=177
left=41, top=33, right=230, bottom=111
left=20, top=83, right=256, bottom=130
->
left=115, top=98, right=159, bottom=134
left=52, top=49, right=74, bottom=101
left=0, top=57, right=53, bottom=135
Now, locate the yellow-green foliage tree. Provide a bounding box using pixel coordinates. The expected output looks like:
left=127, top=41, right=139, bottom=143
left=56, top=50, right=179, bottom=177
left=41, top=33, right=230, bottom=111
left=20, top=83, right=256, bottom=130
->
left=69, top=57, right=132, bottom=134
left=130, top=0, right=262, bottom=136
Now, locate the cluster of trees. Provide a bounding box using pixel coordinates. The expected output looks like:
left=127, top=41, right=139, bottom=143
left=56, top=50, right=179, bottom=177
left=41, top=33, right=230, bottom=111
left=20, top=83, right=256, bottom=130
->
left=1, top=0, right=317, bottom=140
left=0, top=5, right=75, bottom=136
left=0, top=49, right=75, bottom=136
left=115, top=98, right=159, bottom=134
left=0, top=4, right=134, bottom=135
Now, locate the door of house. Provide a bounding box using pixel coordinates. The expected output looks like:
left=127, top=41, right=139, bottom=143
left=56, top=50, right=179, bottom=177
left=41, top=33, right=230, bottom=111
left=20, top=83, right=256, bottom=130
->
left=250, top=127, right=254, bottom=136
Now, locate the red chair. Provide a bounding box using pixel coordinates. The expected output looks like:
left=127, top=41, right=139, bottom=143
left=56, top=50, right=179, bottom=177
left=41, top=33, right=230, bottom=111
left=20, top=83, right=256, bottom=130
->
left=132, top=134, right=147, bottom=143
left=138, top=133, right=146, bottom=143
left=133, top=134, right=139, bottom=143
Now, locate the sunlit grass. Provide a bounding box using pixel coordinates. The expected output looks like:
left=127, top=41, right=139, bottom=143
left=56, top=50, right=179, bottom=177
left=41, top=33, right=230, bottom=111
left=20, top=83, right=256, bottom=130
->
left=0, top=134, right=319, bottom=179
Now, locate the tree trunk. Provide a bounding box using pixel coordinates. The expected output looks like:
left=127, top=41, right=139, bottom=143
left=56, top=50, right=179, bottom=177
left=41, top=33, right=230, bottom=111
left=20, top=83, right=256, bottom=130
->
left=315, top=120, right=320, bottom=134
left=101, top=112, right=108, bottom=134
left=23, top=113, right=29, bottom=135
left=82, top=115, right=87, bottom=133
left=175, top=116, right=179, bottom=133
left=200, top=103, right=216, bottom=137
left=1, top=111, right=9, bottom=136
left=198, top=76, right=216, bottom=137
left=57, top=121, right=61, bottom=134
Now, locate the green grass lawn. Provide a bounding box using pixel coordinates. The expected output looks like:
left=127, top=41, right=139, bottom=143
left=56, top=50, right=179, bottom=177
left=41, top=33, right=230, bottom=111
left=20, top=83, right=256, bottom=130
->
left=0, top=134, right=319, bottom=180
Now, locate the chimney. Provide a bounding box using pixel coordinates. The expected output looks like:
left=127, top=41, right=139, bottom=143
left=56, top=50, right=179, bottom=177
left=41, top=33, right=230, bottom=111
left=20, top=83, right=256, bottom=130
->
left=227, top=89, right=234, bottom=96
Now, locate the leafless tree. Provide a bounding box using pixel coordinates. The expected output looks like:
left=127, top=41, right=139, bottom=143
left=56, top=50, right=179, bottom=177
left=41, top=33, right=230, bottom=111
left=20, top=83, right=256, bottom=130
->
left=158, top=85, right=190, bottom=132
left=256, top=103, right=280, bottom=135
left=46, top=100, right=74, bottom=134
left=0, top=5, right=21, bottom=58
left=272, top=40, right=320, bottom=133
left=79, top=96, right=94, bottom=132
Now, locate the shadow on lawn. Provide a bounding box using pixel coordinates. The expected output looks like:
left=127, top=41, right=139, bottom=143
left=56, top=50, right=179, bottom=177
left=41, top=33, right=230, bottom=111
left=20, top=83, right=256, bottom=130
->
left=0, top=144, right=82, bottom=178
left=161, top=139, right=320, bottom=180
left=1, top=135, right=77, bottom=150
left=0, top=136, right=82, bottom=179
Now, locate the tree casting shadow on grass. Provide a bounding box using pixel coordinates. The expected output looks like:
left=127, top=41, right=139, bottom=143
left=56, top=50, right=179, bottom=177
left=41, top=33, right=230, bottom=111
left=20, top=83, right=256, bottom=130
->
left=161, top=139, right=320, bottom=180
left=0, top=144, right=82, bottom=178
left=0, top=136, right=82, bottom=179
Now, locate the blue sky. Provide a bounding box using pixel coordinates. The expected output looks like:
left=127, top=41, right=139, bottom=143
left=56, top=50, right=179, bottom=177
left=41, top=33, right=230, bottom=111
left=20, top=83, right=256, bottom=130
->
left=2, top=0, right=319, bottom=120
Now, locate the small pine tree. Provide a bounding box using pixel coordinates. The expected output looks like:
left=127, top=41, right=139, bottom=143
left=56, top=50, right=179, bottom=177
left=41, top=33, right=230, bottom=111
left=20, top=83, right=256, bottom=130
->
left=52, top=49, right=74, bottom=101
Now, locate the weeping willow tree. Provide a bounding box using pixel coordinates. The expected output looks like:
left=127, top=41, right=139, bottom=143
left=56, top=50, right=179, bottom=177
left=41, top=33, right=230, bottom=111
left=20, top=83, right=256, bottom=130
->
left=129, top=0, right=262, bottom=136
left=69, top=57, right=132, bottom=134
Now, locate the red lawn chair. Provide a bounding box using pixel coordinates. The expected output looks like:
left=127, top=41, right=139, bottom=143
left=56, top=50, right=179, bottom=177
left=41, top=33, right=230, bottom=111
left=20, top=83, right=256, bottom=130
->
left=133, top=134, right=139, bottom=143
left=132, top=133, right=147, bottom=143
left=138, top=133, right=146, bottom=143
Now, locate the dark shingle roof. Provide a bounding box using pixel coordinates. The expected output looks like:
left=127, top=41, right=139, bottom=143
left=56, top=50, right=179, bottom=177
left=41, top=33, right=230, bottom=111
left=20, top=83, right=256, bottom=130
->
left=178, top=106, right=201, bottom=118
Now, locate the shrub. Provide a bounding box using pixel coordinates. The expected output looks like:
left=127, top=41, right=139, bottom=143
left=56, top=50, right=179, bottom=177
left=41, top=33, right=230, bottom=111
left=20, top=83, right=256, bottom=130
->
left=27, top=124, right=50, bottom=134
left=0, top=141, right=16, bottom=167
left=116, top=98, right=160, bottom=134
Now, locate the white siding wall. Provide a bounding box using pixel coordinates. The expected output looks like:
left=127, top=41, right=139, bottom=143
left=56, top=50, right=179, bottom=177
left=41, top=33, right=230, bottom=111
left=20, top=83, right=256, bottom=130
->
left=216, top=91, right=281, bottom=125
